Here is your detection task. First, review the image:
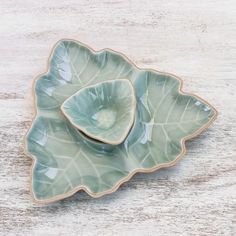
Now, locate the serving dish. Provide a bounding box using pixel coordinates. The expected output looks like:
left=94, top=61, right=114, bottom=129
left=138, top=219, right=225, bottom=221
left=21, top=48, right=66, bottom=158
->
left=24, top=39, right=217, bottom=203
left=61, top=79, right=136, bottom=145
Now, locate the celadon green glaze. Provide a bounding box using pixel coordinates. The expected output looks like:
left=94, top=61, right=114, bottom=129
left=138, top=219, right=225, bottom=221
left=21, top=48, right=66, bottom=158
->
left=25, top=39, right=217, bottom=203
left=61, top=79, right=136, bottom=145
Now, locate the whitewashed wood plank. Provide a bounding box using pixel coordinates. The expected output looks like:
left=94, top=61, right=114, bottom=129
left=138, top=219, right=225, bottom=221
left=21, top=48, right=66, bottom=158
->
left=0, top=0, right=235, bottom=235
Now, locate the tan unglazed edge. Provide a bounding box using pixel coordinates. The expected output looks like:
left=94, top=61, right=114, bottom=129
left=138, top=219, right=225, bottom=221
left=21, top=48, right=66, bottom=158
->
left=23, top=38, right=218, bottom=204
left=60, top=79, right=136, bottom=145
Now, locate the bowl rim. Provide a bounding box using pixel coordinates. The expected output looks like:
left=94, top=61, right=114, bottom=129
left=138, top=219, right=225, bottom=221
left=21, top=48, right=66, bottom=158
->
left=23, top=38, right=218, bottom=204
left=60, top=78, right=136, bottom=145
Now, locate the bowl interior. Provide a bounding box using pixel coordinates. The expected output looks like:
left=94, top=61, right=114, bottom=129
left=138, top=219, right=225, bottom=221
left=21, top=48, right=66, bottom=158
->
left=61, top=79, right=136, bottom=144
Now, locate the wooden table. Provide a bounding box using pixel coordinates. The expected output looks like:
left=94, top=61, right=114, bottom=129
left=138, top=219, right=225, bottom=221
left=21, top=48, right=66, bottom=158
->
left=0, top=1, right=235, bottom=235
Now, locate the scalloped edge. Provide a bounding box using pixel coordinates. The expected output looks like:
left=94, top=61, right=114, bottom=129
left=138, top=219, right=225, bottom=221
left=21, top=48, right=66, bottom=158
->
left=23, top=39, right=218, bottom=204
left=60, top=79, right=136, bottom=145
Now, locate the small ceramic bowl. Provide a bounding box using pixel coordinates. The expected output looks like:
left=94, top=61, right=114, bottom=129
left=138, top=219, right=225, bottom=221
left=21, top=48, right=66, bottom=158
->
left=61, top=79, right=136, bottom=145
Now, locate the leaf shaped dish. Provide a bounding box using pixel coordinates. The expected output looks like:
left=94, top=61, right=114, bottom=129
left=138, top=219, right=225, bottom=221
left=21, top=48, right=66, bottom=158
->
left=61, top=79, right=136, bottom=145
left=24, top=39, right=217, bottom=203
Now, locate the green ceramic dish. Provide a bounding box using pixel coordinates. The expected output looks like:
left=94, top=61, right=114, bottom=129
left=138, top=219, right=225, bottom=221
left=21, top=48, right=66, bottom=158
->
left=61, top=79, right=136, bottom=145
left=25, top=39, right=217, bottom=203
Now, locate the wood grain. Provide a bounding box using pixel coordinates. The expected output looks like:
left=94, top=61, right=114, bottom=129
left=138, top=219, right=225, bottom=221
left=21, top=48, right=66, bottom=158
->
left=0, top=0, right=235, bottom=235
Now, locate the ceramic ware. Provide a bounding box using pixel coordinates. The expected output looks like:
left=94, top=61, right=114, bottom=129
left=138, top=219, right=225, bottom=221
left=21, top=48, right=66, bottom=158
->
left=24, top=39, right=217, bottom=203
left=61, top=79, right=136, bottom=145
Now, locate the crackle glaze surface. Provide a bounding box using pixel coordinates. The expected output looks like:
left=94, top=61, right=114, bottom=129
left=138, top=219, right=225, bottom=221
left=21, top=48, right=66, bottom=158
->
left=61, top=79, right=136, bottom=144
left=25, top=40, right=217, bottom=202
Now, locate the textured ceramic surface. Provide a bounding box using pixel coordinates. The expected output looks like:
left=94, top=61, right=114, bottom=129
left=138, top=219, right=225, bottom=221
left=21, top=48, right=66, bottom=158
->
left=61, top=79, right=136, bottom=145
left=25, top=39, right=217, bottom=203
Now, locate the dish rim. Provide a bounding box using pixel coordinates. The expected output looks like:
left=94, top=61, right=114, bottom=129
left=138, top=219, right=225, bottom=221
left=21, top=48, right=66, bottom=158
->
left=60, top=78, right=136, bottom=145
left=23, top=38, right=218, bottom=204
